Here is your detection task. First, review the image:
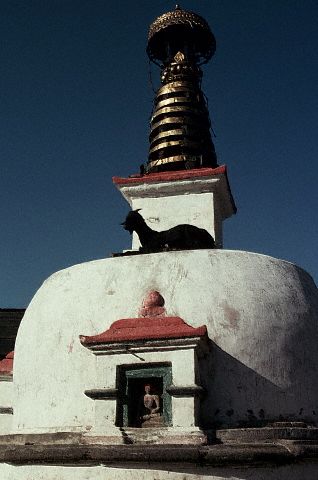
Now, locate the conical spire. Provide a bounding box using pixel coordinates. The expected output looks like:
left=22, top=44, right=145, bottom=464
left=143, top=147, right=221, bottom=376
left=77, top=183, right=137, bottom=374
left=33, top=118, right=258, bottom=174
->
left=146, top=6, right=218, bottom=173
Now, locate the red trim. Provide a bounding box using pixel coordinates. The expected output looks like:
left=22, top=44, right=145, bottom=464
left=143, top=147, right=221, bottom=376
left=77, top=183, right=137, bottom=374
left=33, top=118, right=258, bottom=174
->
left=0, top=351, right=14, bottom=375
left=113, top=165, right=226, bottom=186
left=112, top=164, right=237, bottom=213
left=80, top=317, right=207, bottom=346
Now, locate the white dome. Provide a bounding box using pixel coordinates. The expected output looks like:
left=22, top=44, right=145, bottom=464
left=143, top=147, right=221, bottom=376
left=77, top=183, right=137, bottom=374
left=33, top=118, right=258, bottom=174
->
left=12, top=250, right=318, bottom=432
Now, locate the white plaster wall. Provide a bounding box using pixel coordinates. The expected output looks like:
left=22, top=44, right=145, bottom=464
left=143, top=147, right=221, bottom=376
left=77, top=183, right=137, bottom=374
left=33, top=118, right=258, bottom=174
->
left=0, top=380, right=13, bottom=433
left=1, top=462, right=318, bottom=480
left=12, top=250, right=318, bottom=432
left=93, top=348, right=197, bottom=432
left=95, top=349, right=195, bottom=391
left=0, top=415, right=12, bottom=433
left=0, top=380, right=13, bottom=408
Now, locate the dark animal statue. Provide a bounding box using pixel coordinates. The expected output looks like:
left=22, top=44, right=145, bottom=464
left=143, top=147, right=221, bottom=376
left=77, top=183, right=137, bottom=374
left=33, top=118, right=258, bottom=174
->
left=121, top=209, right=215, bottom=253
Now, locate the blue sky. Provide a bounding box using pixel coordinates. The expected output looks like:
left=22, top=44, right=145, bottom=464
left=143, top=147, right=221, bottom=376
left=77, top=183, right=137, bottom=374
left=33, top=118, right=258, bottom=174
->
left=1, top=0, right=317, bottom=307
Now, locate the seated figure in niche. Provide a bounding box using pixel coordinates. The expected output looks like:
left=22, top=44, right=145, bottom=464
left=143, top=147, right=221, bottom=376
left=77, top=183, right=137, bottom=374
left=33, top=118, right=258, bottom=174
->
left=139, top=384, right=163, bottom=427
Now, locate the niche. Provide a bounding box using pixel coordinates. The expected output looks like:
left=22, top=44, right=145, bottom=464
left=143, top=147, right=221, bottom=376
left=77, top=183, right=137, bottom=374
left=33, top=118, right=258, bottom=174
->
left=116, top=363, right=172, bottom=428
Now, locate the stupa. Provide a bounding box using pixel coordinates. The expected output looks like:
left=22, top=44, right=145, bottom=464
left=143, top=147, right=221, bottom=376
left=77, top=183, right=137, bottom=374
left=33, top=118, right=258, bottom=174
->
left=1, top=5, right=318, bottom=480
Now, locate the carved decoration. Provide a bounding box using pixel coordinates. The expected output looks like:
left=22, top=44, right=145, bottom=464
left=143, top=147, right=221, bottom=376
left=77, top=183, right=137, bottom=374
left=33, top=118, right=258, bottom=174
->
left=138, top=290, right=166, bottom=317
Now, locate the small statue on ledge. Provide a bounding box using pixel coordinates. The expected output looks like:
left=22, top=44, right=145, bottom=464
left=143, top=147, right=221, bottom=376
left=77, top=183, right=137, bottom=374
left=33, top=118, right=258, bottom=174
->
left=140, top=384, right=163, bottom=428
left=121, top=209, right=215, bottom=254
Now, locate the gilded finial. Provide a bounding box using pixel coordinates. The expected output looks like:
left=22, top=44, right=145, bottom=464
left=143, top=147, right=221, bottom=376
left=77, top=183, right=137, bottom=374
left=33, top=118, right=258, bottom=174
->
left=146, top=6, right=217, bottom=173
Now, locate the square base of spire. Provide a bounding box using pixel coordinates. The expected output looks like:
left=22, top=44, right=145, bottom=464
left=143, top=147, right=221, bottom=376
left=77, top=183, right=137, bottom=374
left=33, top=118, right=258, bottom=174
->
left=113, top=166, right=236, bottom=250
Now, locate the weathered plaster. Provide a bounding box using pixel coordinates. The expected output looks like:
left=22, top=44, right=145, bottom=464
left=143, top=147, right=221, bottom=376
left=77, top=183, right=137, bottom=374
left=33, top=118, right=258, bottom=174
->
left=11, top=250, right=318, bottom=433
left=0, top=379, right=13, bottom=433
